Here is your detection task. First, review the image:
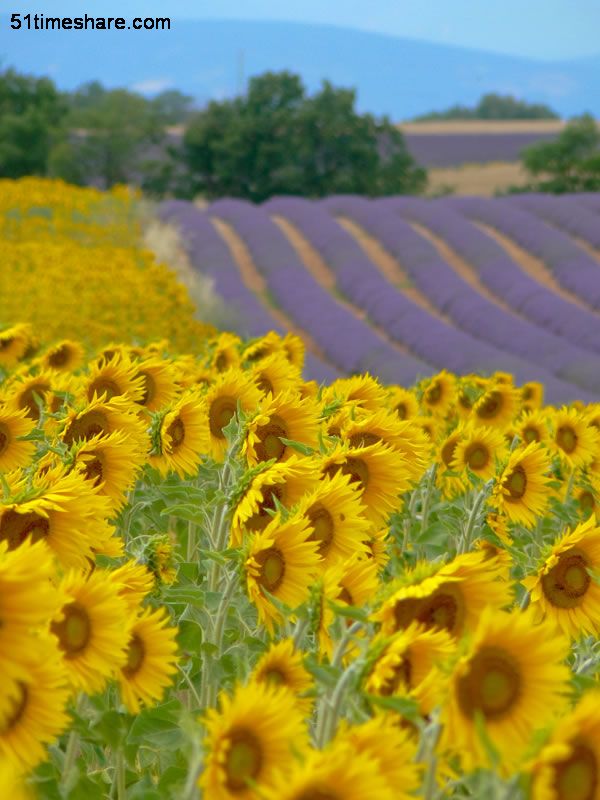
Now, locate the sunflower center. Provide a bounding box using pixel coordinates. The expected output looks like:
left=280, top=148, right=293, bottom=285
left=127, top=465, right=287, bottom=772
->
left=340, top=457, right=369, bottom=489
left=83, top=455, right=104, bottom=486
left=522, top=426, right=540, bottom=443
left=139, top=372, right=156, bottom=406
left=392, top=598, right=422, bottom=631
left=166, top=417, right=185, bottom=450
left=348, top=432, right=380, bottom=448
left=505, top=465, right=527, bottom=499
left=465, top=444, right=489, bottom=471
left=0, top=509, right=50, bottom=549
left=380, top=655, right=412, bottom=696
left=254, top=416, right=288, bottom=462
left=19, top=381, right=50, bottom=420
left=247, top=486, right=283, bottom=531
left=417, top=586, right=462, bottom=635
left=395, top=402, right=407, bottom=419
left=477, top=391, right=502, bottom=420
left=554, top=741, right=598, bottom=800
left=557, top=426, right=578, bottom=454
left=88, top=378, right=121, bottom=402
left=51, top=602, right=91, bottom=657
left=256, top=547, right=285, bottom=592
left=579, top=491, right=595, bottom=514
left=257, top=375, right=274, bottom=395
left=295, top=790, right=339, bottom=800
left=0, top=682, right=28, bottom=734
left=0, top=424, right=9, bottom=455
left=441, top=438, right=458, bottom=467
left=263, top=667, right=286, bottom=686
left=542, top=550, right=591, bottom=608
left=457, top=646, right=521, bottom=721
left=208, top=396, right=237, bottom=440
left=47, top=345, right=70, bottom=368
left=122, top=633, right=146, bottom=677
left=215, top=352, right=228, bottom=372
left=307, top=504, right=335, bottom=555
left=0, top=336, right=15, bottom=351
left=63, top=410, right=109, bottom=444
left=426, top=383, right=442, bottom=404
left=224, top=729, right=263, bottom=791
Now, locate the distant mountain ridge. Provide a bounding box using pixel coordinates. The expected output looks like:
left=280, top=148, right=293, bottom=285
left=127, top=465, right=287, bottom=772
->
left=1, top=18, right=599, bottom=118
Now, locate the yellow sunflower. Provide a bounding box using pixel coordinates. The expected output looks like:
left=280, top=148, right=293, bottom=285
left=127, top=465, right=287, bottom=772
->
left=472, top=380, right=521, bottom=429
left=201, top=681, right=309, bottom=800
left=210, top=332, right=242, bottom=373
left=440, top=607, right=570, bottom=773
left=550, top=408, right=599, bottom=469
left=0, top=636, right=70, bottom=770
left=134, top=356, right=179, bottom=412
left=60, top=394, right=148, bottom=451
left=50, top=569, right=130, bottom=694
left=523, top=515, right=600, bottom=639
left=251, top=639, right=313, bottom=712
left=231, top=456, right=319, bottom=546
left=243, top=390, right=320, bottom=466
left=0, top=407, right=35, bottom=473
left=529, top=691, right=600, bottom=800
left=364, top=526, right=390, bottom=570
left=118, top=606, right=178, bottom=714
left=70, top=430, right=143, bottom=512
left=0, top=325, right=33, bottom=368
left=110, top=559, right=155, bottom=613
left=575, top=482, right=598, bottom=519
left=0, top=758, right=33, bottom=800
left=491, top=441, right=553, bottom=527
left=82, top=354, right=145, bottom=403
left=4, top=369, right=58, bottom=422
left=297, top=471, right=370, bottom=566
left=374, top=550, right=511, bottom=638
left=421, top=370, right=456, bottom=417
left=245, top=512, right=321, bottom=631
left=150, top=392, right=208, bottom=478
left=451, top=425, right=507, bottom=482
left=204, top=368, right=262, bottom=460
left=243, top=331, right=285, bottom=363
left=517, top=409, right=550, bottom=446
left=0, top=468, right=117, bottom=569
left=251, top=352, right=303, bottom=398
left=282, top=332, right=305, bottom=369
left=335, top=714, right=420, bottom=800
left=322, top=374, right=388, bottom=413
left=436, top=424, right=468, bottom=498
left=320, top=441, right=409, bottom=525
left=521, top=381, right=545, bottom=412
left=263, top=739, right=394, bottom=800
left=386, top=385, right=420, bottom=421
left=39, top=339, right=85, bottom=373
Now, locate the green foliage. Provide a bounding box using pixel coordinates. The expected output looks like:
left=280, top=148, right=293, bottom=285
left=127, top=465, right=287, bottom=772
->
left=181, top=71, right=427, bottom=201
left=0, top=68, right=65, bottom=178
left=415, top=92, right=559, bottom=121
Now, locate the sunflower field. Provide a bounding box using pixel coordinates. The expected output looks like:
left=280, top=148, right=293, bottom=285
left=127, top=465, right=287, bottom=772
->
left=2, top=178, right=600, bottom=800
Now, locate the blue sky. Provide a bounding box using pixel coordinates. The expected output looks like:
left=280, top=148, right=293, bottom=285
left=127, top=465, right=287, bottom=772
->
left=7, top=0, right=600, bottom=60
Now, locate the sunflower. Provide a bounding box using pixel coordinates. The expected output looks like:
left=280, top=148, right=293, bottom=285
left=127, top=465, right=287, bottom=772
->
left=491, top=441, right=553, bottom=527
left=243, top=331, right=285, bottom=364
left=110, top=559, right=155, bottom=613
left=521, top=381, right=545, bottom=412
left=60, top=394, right=148, bottom=451
left=297, top=471, right=370, bottom=566
left=231, top=456, right=319, bottom=546
left=451, top=425, right=507, bottom=482
left=335, top=714, right=420, bottom=800
left=523, top=515, right=600, bottom=639
left=517, top=409, right=549, bottom=446
left=82, top=353, right=146, bottom=404
left=263, top=739, right=394, bottom=800
left=365, top=623, right=455, bottom=715
left=386, top=385, right=419, bottom=421
left=436, top=424, right=468, bottom=498
left=320, top=441, right=409, bottom=525
left=421, top=370, right=456, bottom=417
left=373, top=550, right=511, bottom=638
left=243, top=390, right=320, bottom=466
left=485, top=511, right=512, bottom=546
left=39, top=339, right=85, bottom=373
left=0, top=759, right=32, bottom=800
left=550, top=408, right=599, bottom=470
left=0, top=468, right=117, bottom=569
left=440, top=607, right=570, bottom=773
left=251, top=639, right=313, bottom=712
left=245, top=512, right=321, bottom=631
left=0, top=539, right=63, bottom=675
left=472, top=380, right=521, bottom=429
left=282, top=332, right=305, bottom=370
left=0, top=407, right=35, bottom=473
left=201, top=681, right=309, bottom=800
left=134, top=356, right=179, bottom=412
left=204, top=368, right=262, bottom=460
left=149, top=392, right=208, bottom=478
left=70, top=430, right=143, bottom=512
left=251, top=353, right=303, bottom=397
left=211, top=332, right=242, bottom=373
left=0, top=325, right=33, bottom=368
left=529, top=691, right=600, bottom=800
left=575, top=482, right=598, bottom=519
left=50, top=569, right=130, bottom=694
left=118, top=606, right=178, bottom=714
left=364, top=526, right=390, bottom=570
left=5, top=369, right=57, bottom=422
left=0, top=636, right=70, bottom=770
left=323, top=374, right=389, bottom=413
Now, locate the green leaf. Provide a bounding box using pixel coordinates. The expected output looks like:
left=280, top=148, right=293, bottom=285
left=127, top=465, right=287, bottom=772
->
left=127, top=701, right=184, bottom=749
left=327, top=601, right=369, bottom=623
left=160, top=504, right=206, bottom=525
left=163, top=585, right=205, bottom=606
left=366, top=694, right=420, bottom=719
left=279, top=437, right=314, bottom=456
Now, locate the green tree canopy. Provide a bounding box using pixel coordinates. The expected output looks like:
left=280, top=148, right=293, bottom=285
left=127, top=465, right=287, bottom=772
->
left=415, top=93, right=559, bottom=121
left=182, top=71, right=426, bottom=201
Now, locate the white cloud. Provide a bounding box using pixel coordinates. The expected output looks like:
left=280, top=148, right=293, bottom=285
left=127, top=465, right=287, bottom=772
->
left=130, top=77, right=173, bottom=94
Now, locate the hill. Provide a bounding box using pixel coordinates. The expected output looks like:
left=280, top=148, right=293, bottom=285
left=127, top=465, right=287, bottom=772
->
left=1, top=19, right=599, bottom=118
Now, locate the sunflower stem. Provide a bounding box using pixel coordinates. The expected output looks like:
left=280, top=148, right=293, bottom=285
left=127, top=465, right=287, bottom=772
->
left=420, top=464, right=437, bottom=537
left=458, top=481, right=492, bottom=554
left=292, top=616, right=310, bottom=648
left=61, top=693, right=85, bottom=791
left=317, top=662, right=359, bottom=747
left=115, top=748, right=126, bottom=800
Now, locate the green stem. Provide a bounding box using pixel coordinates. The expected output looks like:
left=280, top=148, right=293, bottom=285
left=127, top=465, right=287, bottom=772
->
left=458, top=481, right=491, bottom=554
left=115, top=749, right=126, bottom=800
left=61, top=693, right=85, bottom=791
left=420, top=464, right=438, bottom=537
left=317, top=662, right=358, bottom=747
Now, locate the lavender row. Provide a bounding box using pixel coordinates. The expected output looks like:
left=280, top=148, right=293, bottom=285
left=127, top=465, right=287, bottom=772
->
left=321, top=195, right=593, bottom=404
left=383, top=196, right=600, bottom=375
left=159, top=200, right=338, bottom=384
left=506, top=194, right=600, bottom=250
left=208, top=199, right=434, bottom=386
left=448, top=197, right=600, bottom=310
left=403, top=131, right=558, bottom=168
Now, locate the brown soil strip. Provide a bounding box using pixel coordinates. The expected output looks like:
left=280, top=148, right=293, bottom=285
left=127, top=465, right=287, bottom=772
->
left=399, top=120, right=569, bottom=135
left=272, top=214, right=414, bottom=357
left=572, top=235, right=600, bottom=264
left=473, top=220, right=594, bottom=313
left=407, top=219, right=513, bottom=313
left=210, top=216, right=333, bottom=365
left=336, top=215, right=451, bottom=323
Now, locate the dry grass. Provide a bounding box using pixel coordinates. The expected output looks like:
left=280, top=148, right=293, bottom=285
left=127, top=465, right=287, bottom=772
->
left=427, top=162, right=529, bottom=196
left=399, top=121, right=569, bottom=134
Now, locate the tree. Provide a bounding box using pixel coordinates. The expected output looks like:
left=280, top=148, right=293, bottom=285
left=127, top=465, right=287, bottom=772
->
left=415, top=93, right=559, bottom=121
left=514, top=114, right=600, bottom=193
left=182, top=71, right=426, bottom=201
left=0, top=68, right=65, bottom=178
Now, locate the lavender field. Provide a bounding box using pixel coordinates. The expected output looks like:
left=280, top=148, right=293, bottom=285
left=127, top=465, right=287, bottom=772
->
left=161, top=194, right=600, bottom=405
